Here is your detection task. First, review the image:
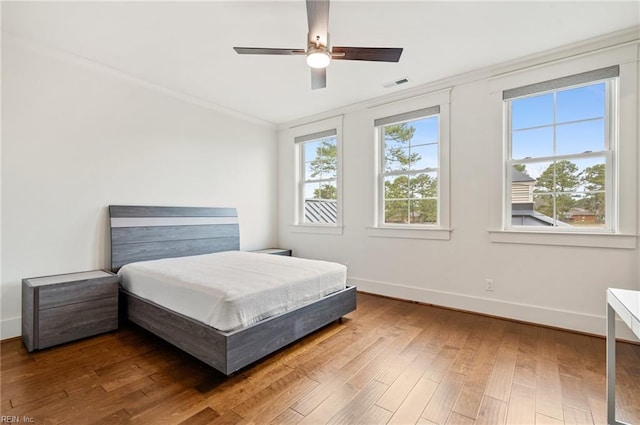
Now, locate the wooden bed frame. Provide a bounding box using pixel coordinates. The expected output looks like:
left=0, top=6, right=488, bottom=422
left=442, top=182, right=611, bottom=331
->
left=109, top=205, right=356, bottom=375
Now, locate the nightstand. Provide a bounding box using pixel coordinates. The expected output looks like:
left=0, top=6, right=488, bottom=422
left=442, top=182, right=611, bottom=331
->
left=22, top=270, right=118, bottom=352
left=250, top=248, right=293, bottom=256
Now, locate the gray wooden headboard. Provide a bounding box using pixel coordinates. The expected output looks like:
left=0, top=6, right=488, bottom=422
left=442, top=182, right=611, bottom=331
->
left=109, top=205, right=240, bottom=272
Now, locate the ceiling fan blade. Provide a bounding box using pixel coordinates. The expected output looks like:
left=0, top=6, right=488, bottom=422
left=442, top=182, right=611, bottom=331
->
left=311, top=68, right=326, bottom=90
left=306, top=0, right=330, bottom=46
left=233, top=47, right=305, bottom=55
left=332, top=47, right=403, bottom=62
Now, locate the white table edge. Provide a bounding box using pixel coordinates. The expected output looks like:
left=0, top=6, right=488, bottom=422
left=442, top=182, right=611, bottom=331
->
left=606, top=288, right=640, bottom=425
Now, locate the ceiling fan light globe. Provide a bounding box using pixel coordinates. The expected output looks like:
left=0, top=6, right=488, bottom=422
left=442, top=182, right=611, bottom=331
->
left=306, top=51, right=331, bottom=68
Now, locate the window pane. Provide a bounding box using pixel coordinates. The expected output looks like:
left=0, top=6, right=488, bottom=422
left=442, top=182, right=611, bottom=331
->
left=384, top=132, right=406, bottom=150
left=385, top=175, right=409, bottom=199
left=568, top=156, right=607, bottom=222
left=566, top=192, right=605, bottom=228
left=304, top=181, right=337, bottom=224
left=385, top=200, right=409, bottom=224
left=574, top=157, right=606, bottom=193
left=304, top=161, right=315, bottom=180
left=531, top=193, right=557, bottom=225
left=555, top=192, right=578, bottom=222
left=511, top=165, right=535, bottom=204
left=318, top=182, right=337, bottom=200
left=318, top=137, right=337, bottom=179
left=321, top=162, right=337, bottom=180
left=410, top=144, right=438, bottom=170
left=384, top=117, right=438, bottom=173
left=384, top=123, right=414, bottom=147
left=303, top=140, right=320, bottom=162
left=556, top=83, right=605, bottom=123
left=384, top=146, right=409, bottom=172
left=533, top=160, right=581, bottom=193
left=305, top=137, right=337, bottom=180
left=556, top=119, right=605, bottom=156
left=512, top=126, right=553, bottom=159
left=410, top=199, right=437, bottom=224
left=412, top=116, right=439, bottom=145
left=304, top=182, right=321, bottom=199
left=511, top=162, right=567, bottom=227
left=524, top=160, right=553, bottom=184
left=304, top=199, right=337, bottom=224
left=305, top=181, right=336, bottom=200
left=410, top=173, right=438, bottom=199
left=512, top=93, right=553, bottom=130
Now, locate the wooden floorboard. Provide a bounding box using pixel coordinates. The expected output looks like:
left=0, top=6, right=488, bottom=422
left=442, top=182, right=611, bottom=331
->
left=1, top=292, right=639, bottom=424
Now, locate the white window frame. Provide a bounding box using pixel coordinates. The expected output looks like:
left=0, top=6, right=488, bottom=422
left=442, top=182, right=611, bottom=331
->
left=488, top=44, right=638, bottom=249
left=504, top=69, right=618, bottom=233
left=367, top=89, right=451, bottom=240
left=290, top=116, right=343, bottom=235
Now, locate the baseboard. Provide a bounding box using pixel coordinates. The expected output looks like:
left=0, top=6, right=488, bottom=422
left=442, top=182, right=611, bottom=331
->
left=1, top=316, right=21, bottom=341
left=349, top=277, right=639, bottom=342
left=3, top=280, right=636, bottom=343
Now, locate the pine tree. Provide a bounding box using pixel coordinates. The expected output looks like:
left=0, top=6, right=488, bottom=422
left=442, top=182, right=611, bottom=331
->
left=534, top=160, right=580, bottom=221
left=383, top=123, right=437, bottom=223
left=309, top=138, right=337, bottom=199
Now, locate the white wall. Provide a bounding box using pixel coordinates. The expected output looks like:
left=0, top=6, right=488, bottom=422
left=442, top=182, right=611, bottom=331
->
left=1, top=36, right=278, bottom=338
left=278, top=32, right=640, bottom=339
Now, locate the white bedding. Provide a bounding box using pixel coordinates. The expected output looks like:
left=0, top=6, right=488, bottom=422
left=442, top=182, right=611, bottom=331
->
left=117, top=251, right=347, bottom=332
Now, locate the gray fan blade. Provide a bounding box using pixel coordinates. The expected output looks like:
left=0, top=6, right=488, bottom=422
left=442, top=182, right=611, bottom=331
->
left=306, top=0, right=330, bottom=46
left=311, top=68, right=326, bottom=90
left=233, top=47, right=305, bottom=55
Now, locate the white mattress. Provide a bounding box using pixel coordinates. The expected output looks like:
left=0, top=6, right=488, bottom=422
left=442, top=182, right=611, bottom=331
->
left=118, top=251, right=347, bottom=332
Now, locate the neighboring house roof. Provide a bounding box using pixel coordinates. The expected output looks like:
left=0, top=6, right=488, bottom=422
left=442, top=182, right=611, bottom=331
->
left=511, top=203, right=571, bottom=227
left=305, top=199, right=337, bottom=224
left=567, top=207, right=595, bottom=217
left=512, top=169, right=535, bottom=183
left=305, top=196, right=568, bottom=228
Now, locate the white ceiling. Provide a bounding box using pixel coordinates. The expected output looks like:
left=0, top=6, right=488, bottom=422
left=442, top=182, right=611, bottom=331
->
left=3, top=1, right=639, bottom=125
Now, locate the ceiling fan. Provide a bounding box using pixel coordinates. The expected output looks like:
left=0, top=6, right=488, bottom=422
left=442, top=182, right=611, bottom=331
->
left=233, top=0, right=403, bottom=90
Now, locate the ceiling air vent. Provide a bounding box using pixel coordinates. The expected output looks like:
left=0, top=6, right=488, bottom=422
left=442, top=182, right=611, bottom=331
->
left=383, top=77, right=410, bottom=88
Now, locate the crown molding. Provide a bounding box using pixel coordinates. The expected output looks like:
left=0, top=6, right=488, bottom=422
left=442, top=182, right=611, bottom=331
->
left=2, top=31, right=277, bottom=130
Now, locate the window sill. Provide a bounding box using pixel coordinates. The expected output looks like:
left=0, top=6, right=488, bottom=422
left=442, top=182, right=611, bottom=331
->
left=289, top=224, right=344, bottom=235
left=488, top=229, right=637, bottom=249
left=366, top=226, right=452, bottom=240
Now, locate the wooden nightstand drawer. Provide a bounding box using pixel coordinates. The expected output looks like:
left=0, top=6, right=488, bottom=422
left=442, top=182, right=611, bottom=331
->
left=39, top=278, right=118, bottom=309
left=38, top=296, right=118, bottom=348
left=22, top=270, right=119, bottom=352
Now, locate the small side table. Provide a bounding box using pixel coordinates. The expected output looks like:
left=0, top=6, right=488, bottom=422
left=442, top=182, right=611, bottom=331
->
left=606, top=288, right=640, bottom=425
left=250, top=248, right=292, bottom=256
left=22, top=270, right=118, bottom=352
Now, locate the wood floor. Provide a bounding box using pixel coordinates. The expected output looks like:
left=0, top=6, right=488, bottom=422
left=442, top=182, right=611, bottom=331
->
left=1, top=292, right=639, bottom=425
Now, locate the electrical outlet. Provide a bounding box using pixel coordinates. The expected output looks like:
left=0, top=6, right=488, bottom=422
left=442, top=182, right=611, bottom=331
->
left=485, top=279, right=495, bottom=291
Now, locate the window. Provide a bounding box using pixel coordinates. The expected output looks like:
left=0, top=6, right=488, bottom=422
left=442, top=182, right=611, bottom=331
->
left=295, top=129, right=339, bottom=226
left=376, top=106, right=440, bottom=226
left=504, top=66, right=619, bottom=232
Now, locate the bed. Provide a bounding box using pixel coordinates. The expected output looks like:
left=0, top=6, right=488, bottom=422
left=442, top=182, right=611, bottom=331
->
left=109, top=205, right=356, bottom=375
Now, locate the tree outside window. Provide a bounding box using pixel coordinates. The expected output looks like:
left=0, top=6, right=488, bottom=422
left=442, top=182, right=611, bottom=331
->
left=301, top=135, right=338, bottom=224
left=381, top=116, right=439, bottom=225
